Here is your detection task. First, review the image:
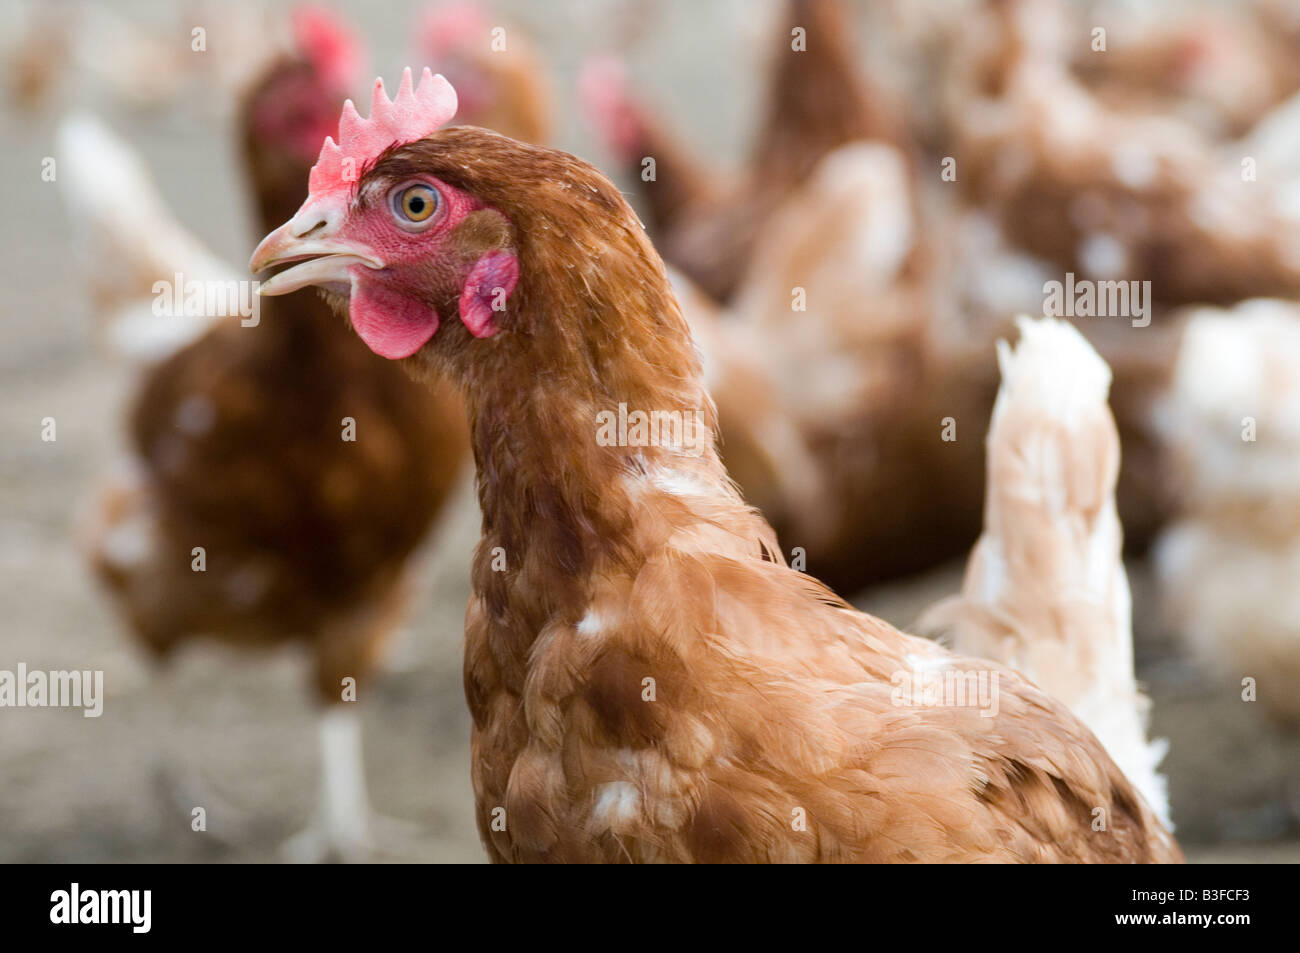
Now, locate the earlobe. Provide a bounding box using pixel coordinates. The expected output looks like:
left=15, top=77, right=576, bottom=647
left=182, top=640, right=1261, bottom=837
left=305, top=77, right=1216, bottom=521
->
left=459, top=250, right=519, bottom=338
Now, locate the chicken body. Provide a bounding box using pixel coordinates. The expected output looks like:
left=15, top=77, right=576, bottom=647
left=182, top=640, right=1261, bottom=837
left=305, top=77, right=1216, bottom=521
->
left=692, top=140, right=994, bottom=589
left=1155, top=301, right=1300, bottom=728
left=88, top=58, right=466, bottom=694
left=253, top=117, right=1182, bottom=862
left=941, top=0, right=1300, bottom=307
left=99, top=288, right=464, bottom=696
left=1072, top=0, right=1300, bottom=139
left=922, top=317, right=1170, bottom=829
left=441, top=157, right=1175, bottom=859
left=82, top=55, right=468, bottom=858
left=586, top=0, right=903, bottom=304
left=463, top=448, right=1176, bottom=862
left=448, top=138, right=1177, bottom=862
left=583, top=0, right=1196, bottom=582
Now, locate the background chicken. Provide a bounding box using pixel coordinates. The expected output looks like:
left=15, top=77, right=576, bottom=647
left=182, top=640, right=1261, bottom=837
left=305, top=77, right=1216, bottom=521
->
left=1155, top=301, right=1300, bottom=729
left=702, top=139, right=999, bottom=590
left=1153, top=301, right=1300, bottom=833
left=1072, top=0, right=1299, bottom=139
left=939, top=0, right=1300, bottom=307
left=75, top=16, right=469, bottom=860
left=57, top=5, right=366, bottom=368
left=575, top=0, right=1190, bottom=595
left=583, top=0, right=905, bottom=304
left=579, top=0, right=998, bottom=590
left=923, top=316, right=1171, bottom=828
left=416, top=1, right=552, bottom=144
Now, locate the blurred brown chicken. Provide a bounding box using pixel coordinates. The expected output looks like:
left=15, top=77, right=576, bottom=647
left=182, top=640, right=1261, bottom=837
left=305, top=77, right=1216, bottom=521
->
left=692, top=140, right=996, bottom=592
left=583, top=0, right=905, bottom=304
left=416, top=1, right=552, bottom=144
left=77, top=12, right=469, bottom=860
left=578, top=0, right=992, bottom=591
left=940, top=0, right=1300, bottom=307
left=1073, top=0, right=1300, bottom=139
left=583, top=0, right=1206, bottom=592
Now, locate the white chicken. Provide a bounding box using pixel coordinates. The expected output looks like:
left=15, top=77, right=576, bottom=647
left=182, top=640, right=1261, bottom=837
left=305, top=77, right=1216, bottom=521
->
left=1155, top=301, right=1300, bottom=729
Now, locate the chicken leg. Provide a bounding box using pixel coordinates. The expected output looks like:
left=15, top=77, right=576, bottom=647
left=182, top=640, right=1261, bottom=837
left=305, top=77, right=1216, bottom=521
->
left=281, top=706, right=373, bottom=863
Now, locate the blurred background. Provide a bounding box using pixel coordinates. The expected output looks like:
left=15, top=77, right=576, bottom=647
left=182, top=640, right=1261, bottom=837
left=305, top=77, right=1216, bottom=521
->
left=2, top=0, right=1299, bottom=862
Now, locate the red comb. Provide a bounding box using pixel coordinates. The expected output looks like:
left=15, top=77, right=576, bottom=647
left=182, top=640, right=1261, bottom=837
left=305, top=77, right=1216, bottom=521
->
left=291, top=5, right=364, bottom=92
left=308, top=67, right=458, bottom=197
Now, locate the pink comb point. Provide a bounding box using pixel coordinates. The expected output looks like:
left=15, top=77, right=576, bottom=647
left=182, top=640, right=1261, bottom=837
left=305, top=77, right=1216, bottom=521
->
left=307, top=67, right=458, bottom=197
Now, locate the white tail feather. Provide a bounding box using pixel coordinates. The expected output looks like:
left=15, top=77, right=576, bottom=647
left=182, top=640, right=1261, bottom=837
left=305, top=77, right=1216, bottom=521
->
left=925, top=315, right=1172, bottom=828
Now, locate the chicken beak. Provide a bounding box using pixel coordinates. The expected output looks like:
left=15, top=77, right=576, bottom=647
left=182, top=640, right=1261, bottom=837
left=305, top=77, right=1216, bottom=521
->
left=250, top=200, right=384, bottom=297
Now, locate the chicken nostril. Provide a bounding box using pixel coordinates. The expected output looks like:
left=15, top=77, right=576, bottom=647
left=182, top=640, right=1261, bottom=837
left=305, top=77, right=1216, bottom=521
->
left=295, top=219, right=329, bottom=238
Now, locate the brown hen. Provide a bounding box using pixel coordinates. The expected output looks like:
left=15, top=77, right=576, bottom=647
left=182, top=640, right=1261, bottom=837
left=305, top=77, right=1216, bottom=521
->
left=252, top=76, right=1182, bottom=862
left=584, top=0, right=904, bottom=304
left=83, top=43, right=468, bottom=860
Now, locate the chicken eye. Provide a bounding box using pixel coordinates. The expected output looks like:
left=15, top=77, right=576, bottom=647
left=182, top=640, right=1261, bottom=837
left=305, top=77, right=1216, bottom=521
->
left=392, top=184, right=439, bottom=225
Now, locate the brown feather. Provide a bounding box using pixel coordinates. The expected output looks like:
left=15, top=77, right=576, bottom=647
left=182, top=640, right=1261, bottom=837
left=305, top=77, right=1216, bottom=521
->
left=352, top=127, right=1183, bottom=862
left=85, top=59, right=469, bottom=705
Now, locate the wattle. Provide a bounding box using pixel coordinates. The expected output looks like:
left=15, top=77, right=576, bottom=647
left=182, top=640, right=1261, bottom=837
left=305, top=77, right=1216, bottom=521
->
left=349, top=277, right=441, bottom=359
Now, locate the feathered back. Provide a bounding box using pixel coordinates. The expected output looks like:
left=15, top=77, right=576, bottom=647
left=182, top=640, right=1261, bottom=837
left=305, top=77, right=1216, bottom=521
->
left=923, top=315, right=1171, bottom=828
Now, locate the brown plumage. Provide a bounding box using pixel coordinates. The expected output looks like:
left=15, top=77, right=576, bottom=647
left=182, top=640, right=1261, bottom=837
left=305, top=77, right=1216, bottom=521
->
left=83, top=56, right=471, bottom=859
left=259, top=121, right=1182, bottom=862
left=112, top=285, right=464, bottom=700
left=941, top=0, right=1300, bottom=307
left=681, top=140, right=996, bottom=591
left=88, top=56, right=466, bottom=704
left=1071, top=0, right=1300, bottom=140
left=579, top=2, right=1002, bottom=589
left=747, top=0, right=906, bottom=192
left=578, top=0, right=1192, bottom=587
left=588, top=0, right=904, bottom=304
left=419, top=2, right=553, bottom=145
